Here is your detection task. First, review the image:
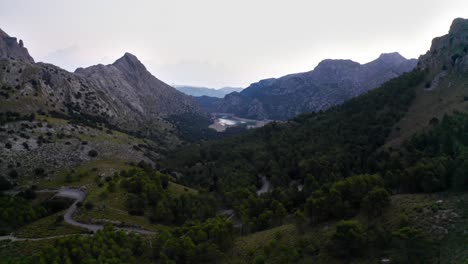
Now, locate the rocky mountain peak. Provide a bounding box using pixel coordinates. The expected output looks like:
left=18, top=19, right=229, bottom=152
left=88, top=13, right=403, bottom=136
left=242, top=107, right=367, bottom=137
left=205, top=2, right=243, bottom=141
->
left=112, top=52, right=147, bottom=74
left=449, top=17, right=468, bottom=34
left=0, top=28, right=34, bottom=63
left=314, top=59, right=360, bottom=71
left=75, top=51, right=206, bottom=125
left=418, top=17, right=468, bottom=73
left=376, top=52, right=406, bottom=64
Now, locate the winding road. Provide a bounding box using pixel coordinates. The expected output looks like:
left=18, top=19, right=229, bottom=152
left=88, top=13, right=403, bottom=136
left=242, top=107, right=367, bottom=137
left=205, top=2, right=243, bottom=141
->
left=0, top=188, right=155, bottom=242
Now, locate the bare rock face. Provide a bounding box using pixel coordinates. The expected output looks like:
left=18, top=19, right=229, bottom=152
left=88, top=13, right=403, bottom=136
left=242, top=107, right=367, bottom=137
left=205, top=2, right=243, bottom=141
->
left=75, top=53, right=205, bottom=123
left=418, top=17, right=468, bottom=74
left=200, top=53, right=417, bottom=120
left=0, top=28, right=34, bottom=63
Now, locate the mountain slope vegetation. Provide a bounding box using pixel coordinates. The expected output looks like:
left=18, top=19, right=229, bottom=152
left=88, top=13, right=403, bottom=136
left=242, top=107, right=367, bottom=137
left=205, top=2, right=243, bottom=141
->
left=164, top=17, right=468, bottom=263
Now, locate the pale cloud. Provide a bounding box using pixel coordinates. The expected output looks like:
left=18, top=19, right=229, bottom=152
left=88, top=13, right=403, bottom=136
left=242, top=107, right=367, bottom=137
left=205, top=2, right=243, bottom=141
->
left=39, top=45, right=81, bottom=71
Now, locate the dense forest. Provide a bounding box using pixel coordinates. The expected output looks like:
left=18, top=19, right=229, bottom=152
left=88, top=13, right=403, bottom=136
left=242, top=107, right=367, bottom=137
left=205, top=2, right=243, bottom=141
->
left=9, top=219, right=233, bottom=264
left=0, top=192, right=73, bottom=235
left=166, top=68, right=468, bottom=234
left=1, top=11, right=467, bottom=264
left=117, top=165, right=218, bottom=225
left=165, top=70, right=424, bottom=226
left=2, top=66, right=467, bottom=263
left=167, top=70, right=425, bottom=192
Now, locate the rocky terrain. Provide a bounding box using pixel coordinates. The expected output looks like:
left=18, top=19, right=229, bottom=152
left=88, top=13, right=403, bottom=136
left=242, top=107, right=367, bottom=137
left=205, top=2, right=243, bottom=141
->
left=197, top=53, right=417, bottom=120
left=0, top=28, right=208, bottom=184
left=0, top=28, right=34, bottom=63
left=0, top=115, right=154, bottom=184
left=0, top=30, right=207, bottom=137
left=386, top=17, right=468, bottom=146
left=76, top=53, right=207, bottom=131
left=418, top=17, right=468, bottom=75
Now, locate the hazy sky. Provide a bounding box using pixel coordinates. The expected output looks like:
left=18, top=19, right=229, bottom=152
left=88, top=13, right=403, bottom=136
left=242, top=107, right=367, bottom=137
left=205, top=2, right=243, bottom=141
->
left=0, top=0, right=467, bottom=88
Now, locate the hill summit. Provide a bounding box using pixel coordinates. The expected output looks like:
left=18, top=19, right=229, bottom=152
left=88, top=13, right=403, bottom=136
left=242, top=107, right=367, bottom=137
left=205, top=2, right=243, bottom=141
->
left=0, top=28, right=34, bottom=63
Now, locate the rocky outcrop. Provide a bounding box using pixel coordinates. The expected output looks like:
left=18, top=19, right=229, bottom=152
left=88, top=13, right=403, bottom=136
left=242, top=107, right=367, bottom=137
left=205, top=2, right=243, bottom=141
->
left=200, top=53, right=417, bottom=120
left=75, top=53, right=207, bottom=131
left=0, top=28, right=34, bottom=63
left=418, top=17, right=468, bottom=74
left=385, top=18, right=468, bottom=147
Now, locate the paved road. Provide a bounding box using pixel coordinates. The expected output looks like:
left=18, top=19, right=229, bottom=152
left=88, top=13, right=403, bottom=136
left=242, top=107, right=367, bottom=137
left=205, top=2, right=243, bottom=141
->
left=0, top=188, right=155, bottom=242
left=55, top=188, right=104, bottom=232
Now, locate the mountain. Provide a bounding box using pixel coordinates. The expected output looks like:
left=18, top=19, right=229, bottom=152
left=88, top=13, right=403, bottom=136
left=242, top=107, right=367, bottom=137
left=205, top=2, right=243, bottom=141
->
left=197, top=53, right=417, bottom=120
left=0, top=28, right=34, bottom=63
left=175, top=85, right=242, bottom=98
left=0, top=31, right=207, bottom=138
left=166, top=18, right=468, bottom=263
left=385, top=17, right=468, bottom=146
left=75, top=53, right=207, bottom=133
left=0, top=28, right=209, bottom=183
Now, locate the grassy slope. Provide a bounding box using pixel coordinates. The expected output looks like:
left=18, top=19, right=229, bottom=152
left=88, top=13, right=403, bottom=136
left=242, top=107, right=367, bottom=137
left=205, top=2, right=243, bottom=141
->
left=6, top=113, right=152, bottom=187
left=0, top=240, right=51, bottom=263
left=2, top=111, right=200, bottom=237
left=37, top=157, right=198, bottom=231
left=224, top=192, right=468, bottom=264
left=75, top=181, right=198, bottom=231
left=15, top=210, right=86, bottom=238
left=386, top=73, right=468, bottom=148
left=38, top=158, right=132, bottom=189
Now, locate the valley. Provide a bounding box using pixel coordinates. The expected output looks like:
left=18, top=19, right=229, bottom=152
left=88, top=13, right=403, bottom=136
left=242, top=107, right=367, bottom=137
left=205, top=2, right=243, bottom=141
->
left=0, top=8, right=467, bottom=264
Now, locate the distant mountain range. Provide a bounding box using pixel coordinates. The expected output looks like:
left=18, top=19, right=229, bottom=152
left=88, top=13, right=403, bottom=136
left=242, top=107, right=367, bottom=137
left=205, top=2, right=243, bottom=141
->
left=174, top=85, right=242, bottom=98
left=196, top=53, right=417, bottom=120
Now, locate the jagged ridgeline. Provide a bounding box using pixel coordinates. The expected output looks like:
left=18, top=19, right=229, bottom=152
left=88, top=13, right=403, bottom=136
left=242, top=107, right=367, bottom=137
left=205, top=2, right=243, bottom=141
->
left=0, top=46, right=210, bottom=142
left=196, top=52, right=417, bottom=120
left=0, top=28, right=215, bottom=183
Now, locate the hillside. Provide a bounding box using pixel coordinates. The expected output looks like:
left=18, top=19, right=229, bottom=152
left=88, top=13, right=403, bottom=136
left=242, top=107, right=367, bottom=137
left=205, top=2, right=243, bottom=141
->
left=75, top=53, right=207, bottom=128
left=386, top=17, right=468, bottom=147
left=197, top=53, right=417, bottom=120
left=0, top=28, right=232, bottom=264
left=165, top=17, right=468, bottom=263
